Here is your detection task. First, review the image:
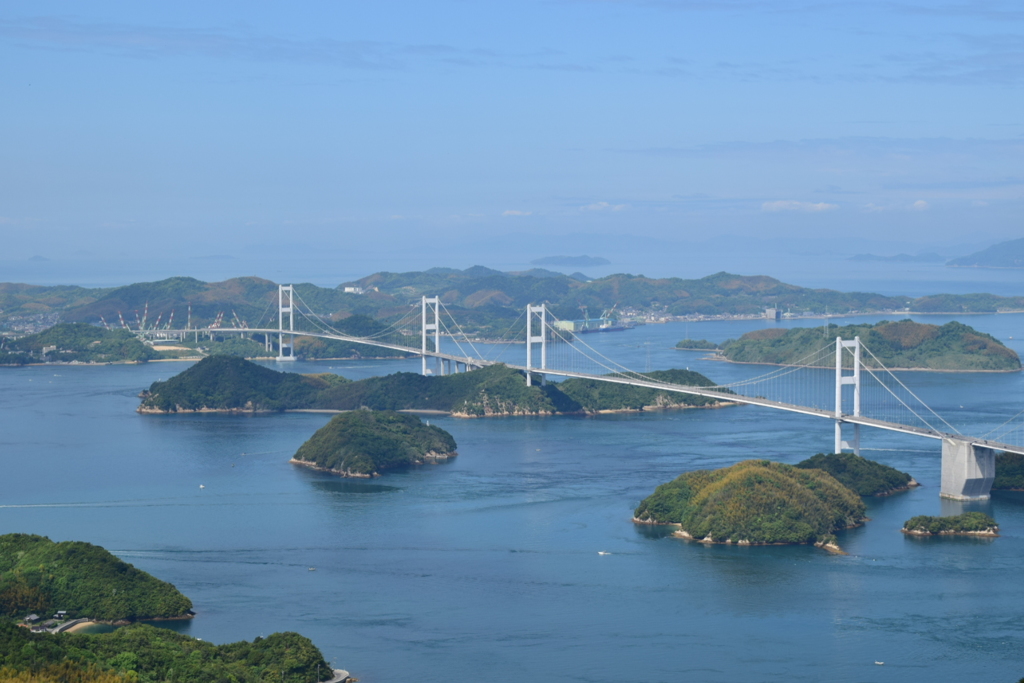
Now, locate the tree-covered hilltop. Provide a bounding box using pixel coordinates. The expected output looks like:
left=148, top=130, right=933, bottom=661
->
left=316, top=364, right=580, bottom=416
left=796, top=453, right=916, bottom=496
left=902, top=512, right=998, bottom=535
left=139, top=356, right=349, bottom=412
left=721, top=320, right=1020, bottom=371
left=0, top=621, right=333, bottom=683
left=634, top=460, right=866, bottom=548
left=556, top=369, right=724, bottom=412
left=993, top=452, right=1024, bottom=490
left=139, top=358, right=728, bottom=416
left=292, top=410, right=457, bottom=477
left=0, top=323, right=158, bottom=365
left=0, top=534, right=192, bottom=622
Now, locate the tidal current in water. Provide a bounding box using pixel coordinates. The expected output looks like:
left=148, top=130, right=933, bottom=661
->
left=3, top=311, right=1024, bottom=682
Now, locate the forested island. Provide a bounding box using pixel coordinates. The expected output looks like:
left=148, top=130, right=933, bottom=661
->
left=720, top=320, right=1020, bottom=371
left=795, top=453, right=917, bottom=496
left=634, top=460, right=866, bottom=551
left=138, top=356, right=728, bottom=416
left=902, top=512, right=998, bottom=536
left=0, top=534, right=192, bottom=622
left=292, top=410, right=458, bottom=477
left=674, top=339, right=719, bottom=350
left=0, top=534, right=339, bottom=682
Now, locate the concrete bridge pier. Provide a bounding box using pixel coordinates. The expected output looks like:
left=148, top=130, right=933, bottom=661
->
left=941, top=437, right=995, bottom=501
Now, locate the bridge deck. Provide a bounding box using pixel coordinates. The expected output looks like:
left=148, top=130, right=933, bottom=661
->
left=151, top=327, right=1024, bottom=456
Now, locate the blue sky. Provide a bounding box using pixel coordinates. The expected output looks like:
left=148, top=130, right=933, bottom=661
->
left=1, top=1, right=1022, bottom=281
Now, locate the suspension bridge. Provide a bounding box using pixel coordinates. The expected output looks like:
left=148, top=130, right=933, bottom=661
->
left=145, top=285, right=1024, bottom=502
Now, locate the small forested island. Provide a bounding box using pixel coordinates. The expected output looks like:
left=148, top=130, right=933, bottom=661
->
left=674, top=339, right=720, bottom=350
left=138, top=357, right=729, bottom=417
left=138, top=355, right=349, bottom=413
left=993, top=452, right=1024, bottom=490
left=0, top=534, right=192, bottom=622
left=796, top=452, right=917, bottom=496
left=634, top=460, right=866, bottom=552
left=902, top=512, right=998, bottom=536
left=291, top=410, right=457, bottom=477
left=721, top=320, right=1020, bottom=371
left=0, top=323, right=159, bottom=365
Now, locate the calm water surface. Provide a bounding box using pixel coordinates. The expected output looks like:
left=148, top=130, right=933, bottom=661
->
left=3, top=313, right=1024, bottom=682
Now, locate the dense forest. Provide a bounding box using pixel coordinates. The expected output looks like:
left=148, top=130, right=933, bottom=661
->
left=993, top=452, right=1024, bottom=490
left=721, top=320, right=1020, bottom=371
left=0, top=621, right=332, bottom=683
left=0, top=534, right=192, bottom=621
left=139, top=358, right=728, bottom=416
left=796, top=453, right=915, bottom=496
left=292, top=410, right=458, bottom=476
left=902, top=512, right=998, bottom=535
left=633, top=460, right=866, bottom=547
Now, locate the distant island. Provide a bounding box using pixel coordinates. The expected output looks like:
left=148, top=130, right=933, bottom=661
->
left=948, top=238, right=1024, bottom=269
left=675, top=339, right=720, bottom=350
left=848, top=252, right=943, bottom=263
left=634, top=460, right=866, bottom=552
left=902, top=512, right=998, bottom=536
left=292, top=410, right=457, bottom=477
left=796, top=453, right=917, bottom=496
left=0, top=533, right=192, bottom=623
left=721, top=320, right=1020, bottom=371
left=139, top=357, right=729, bottom=417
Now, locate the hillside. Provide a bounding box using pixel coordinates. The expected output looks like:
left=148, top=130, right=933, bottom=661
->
left=796, top=453, right=916, bottom=496
left=948, top=238, right=1024, bottom=269
left=139, top=355, right=349, bottom=412
left=0, top=621, right=332, bottom=683
left=292, top=411, right=457, bottom=477
left=139, top=358, right=727, bottom=416
left=0, top=534, right=192, bottom=622
left=992, top=452, right=1024, bottom=490
left=721, top=320, right=1020, bottom=371
left=1, top=323, right=159, bottom=365
left=633, top=460, right=866, bottom=549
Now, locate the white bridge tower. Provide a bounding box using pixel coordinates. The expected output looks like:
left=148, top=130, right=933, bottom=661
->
left=526, top=304, right=547, bottom=386
left=277, top=284, right=296, bottom=361
left=421, top=296, right=441, bottom=375
left=834, top=336, right=861, bottom=454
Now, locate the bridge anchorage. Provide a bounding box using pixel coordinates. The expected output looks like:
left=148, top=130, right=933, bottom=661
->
left=145, top=284, right=1022, bottom=501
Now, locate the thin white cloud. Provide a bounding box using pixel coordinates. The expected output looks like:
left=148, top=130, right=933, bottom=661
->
left=911, top=200, right=929, bottom=211
left=761, top=200, right=839, bottom=212
left=580, top=201, right=627, bottom=212
left=502, top=209, right=532, bottom=216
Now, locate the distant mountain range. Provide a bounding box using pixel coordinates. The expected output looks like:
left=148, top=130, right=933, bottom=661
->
left=948, top=238, right=1024, bottom=269
left=3, top=267, right=1024, bottom=337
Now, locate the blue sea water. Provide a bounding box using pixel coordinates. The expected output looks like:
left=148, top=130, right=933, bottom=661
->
left=3, top=313, right=1024, bottom=682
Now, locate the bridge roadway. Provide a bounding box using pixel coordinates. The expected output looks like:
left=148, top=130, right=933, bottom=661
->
left=156, top=327, right=1024, bottom=457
